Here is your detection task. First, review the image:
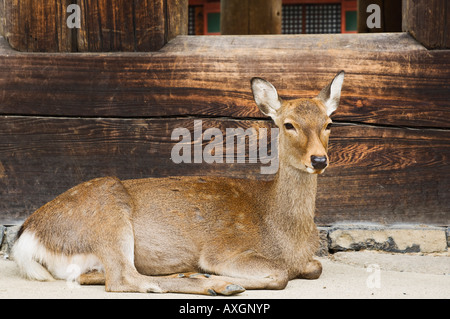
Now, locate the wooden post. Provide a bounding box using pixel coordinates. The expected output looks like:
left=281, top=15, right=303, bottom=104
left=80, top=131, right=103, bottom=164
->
left=357, top=0, right=402, bottom=33
left=221, top=0, right=281, bottom=35
left=0, top=0, right=188, bottom=52
left=166, top=0, right=188, bottom=44
left=1, top=0, right=75, bottom=52
left=402, top=0, right=450, bottom=49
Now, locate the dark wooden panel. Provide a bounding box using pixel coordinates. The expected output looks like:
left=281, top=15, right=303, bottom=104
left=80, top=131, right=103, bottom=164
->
left=320, top=124, right=450, bottom=225
left=77, top=0, right=170, bottom=52
left=0, top=34, right=449, bottom=128
left=1, top=0, right=75, bottom=52
left=77, top=0, right=136, bottom=51
left=403, top=0, right=450, bottom=49
left=133, top=0, right=166, bottom=51
left=0, top=116, right=448, bottom=225
left=221, top=0, right=282, bottom=35
left=1, top=0, right=186, bottom=52
left=165, top=0, right=189, bottom=43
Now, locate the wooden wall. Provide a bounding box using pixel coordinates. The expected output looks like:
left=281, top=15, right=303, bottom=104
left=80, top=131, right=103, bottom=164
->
left=402, top=0, right=450, bottom=49
left=0, top=0, right=188, bottom=52
left=0, top=33, right=449, bottom=226
left=221, top=0, right=282, bottom=35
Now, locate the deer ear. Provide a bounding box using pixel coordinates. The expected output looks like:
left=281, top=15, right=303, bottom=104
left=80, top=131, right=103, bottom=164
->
left=251, top=77, right=282, bottom=120
left=318, top=71, right=345, bottom=116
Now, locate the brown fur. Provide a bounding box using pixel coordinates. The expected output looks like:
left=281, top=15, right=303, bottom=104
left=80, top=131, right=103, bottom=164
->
left=14, top=72, right=345, bottom=295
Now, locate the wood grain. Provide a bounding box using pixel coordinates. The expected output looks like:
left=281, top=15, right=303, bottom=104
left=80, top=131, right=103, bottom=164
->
left=0, top=34, right=448, bottom=128
left=402, top=0, right=450, bottom=49
left=1, top=0, right=75, bottom=52
left=0, top=33, right=448, bottom=226
left=1, top=0, right=187, bottom=52
left=165, top=0, right=189, bottom=43
left=0, top=116, right=448, bottom=225
left=77, top=0, right=136, bottom=51
left=221, top=0, right=282, bottom=35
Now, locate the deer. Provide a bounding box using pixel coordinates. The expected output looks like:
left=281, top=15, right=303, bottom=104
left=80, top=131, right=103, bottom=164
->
left=12, top=71, right=345, bottom=296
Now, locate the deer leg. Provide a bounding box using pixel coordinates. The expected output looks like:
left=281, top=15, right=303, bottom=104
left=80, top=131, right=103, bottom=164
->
left=200, top=250, right=289, bottom=290
left=79, top=270, right=105, bottom=285
left=82, top=225, right=243, bottom=295
left=79, top=265, right=244, bottom=295
left=92, top=229, right=243, bottom=295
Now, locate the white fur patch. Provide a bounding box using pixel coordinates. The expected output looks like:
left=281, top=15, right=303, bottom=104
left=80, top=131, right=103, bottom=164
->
left=12, top=230, right=103, bottom=281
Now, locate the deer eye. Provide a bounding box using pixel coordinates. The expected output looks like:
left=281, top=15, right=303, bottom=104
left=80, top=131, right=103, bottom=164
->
left=325, top=123, right=333, bottom=131
left=284, top=123, right=295, bottom=131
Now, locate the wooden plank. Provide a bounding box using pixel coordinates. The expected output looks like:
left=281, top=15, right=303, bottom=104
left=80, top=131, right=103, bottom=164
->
left=321, top=124, right=450, bottom=225
left=0, top=34, right=449, bottom=128
left=133, top=0, right=166, bottom=51
left=221, top=0, right=282, bottom=35
left=1, top=0, right=184, bottom=52
left=0, top=0, right=4, bottom=37
left=1, top=0, right=74, bottom=52
left=402, top=0, right=450, bottom=49
left=0, top=116, right=448, bottom=225
left=165, top=0, right=188, bottom=43
left=77, top=0, right=174, bottom=52
left=77, top=0, right=136, bottom=51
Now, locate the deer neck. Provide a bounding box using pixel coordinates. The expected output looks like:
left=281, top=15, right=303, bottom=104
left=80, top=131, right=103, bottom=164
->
left=267, top=163, right=318, bottom=233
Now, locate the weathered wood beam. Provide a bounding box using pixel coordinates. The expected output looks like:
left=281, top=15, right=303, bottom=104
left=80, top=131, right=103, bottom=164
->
left=0, top=116, right=448, bottom=225
left=1, top=0, right=75, bottom=52
left=0, top=33, right=449, bottom=226
left=0, top=34, right=449, bottom=128
left=221, top=0, right=282, bottom=35
left=402, top=0, right=450, bottom=49
left=0, top=0, right=188, bottom=52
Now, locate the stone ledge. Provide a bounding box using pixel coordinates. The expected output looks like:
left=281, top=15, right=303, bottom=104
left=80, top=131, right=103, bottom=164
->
left=0, top=225, right=5, bottom=249
left=447, top=227, right=450, bottom=248
left=0, top=225, right=20, bottom=258
left=328, top=224, right=448, bottom=254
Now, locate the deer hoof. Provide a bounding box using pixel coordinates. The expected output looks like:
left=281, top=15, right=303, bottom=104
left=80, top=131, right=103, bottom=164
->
left=219, top=284, right=245, bottom=296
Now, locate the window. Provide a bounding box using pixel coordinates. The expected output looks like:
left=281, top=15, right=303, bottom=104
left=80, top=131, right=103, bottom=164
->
left=282, top=4, right=342, bottom=34
left=188, top=0, right=357, bottom=35
left=282, top=4, right=303, bottom=34
left=188, top=5, right=197, bottom=35
left=345, top=10, right=357, bottom=32
left=342, top=0, right=357, bottom=33
left=188, top=1, right=220, bottom=35
left=207, top=12, right=221, bottom=34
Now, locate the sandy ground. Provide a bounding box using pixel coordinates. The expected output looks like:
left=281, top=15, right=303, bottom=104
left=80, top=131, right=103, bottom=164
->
left=0, top=251, right=448, bottom=299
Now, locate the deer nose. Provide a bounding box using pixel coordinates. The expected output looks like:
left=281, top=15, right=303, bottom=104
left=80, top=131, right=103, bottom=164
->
left=311, top=156, right=328, bottom=170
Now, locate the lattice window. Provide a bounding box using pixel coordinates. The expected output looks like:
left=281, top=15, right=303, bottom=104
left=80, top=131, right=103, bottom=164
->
left=305, top=4, right=341, bottom=34
left=282, top=5, right=303, bottom=34
left=282, top=3, right=342, bottom=34
left=188, top=5, right=196, bottom=35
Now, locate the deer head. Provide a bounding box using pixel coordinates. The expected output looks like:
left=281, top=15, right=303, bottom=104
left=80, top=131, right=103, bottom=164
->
left=251, top=71, right=345, bottom=174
